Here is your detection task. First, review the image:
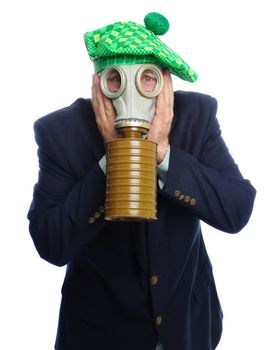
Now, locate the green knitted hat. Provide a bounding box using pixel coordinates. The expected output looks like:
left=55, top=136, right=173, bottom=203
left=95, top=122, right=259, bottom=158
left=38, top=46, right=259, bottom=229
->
left=84, top=12, right=198, bottom=82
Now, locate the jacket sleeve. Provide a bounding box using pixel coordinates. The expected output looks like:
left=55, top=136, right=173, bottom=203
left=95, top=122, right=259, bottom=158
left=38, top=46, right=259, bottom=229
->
left=27, top=119, right=108, bottom=266
left=161, top=96, right=256, bottom=233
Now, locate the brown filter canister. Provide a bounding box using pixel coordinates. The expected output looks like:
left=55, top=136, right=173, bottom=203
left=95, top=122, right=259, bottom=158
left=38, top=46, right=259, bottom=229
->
left=105, top=138, right=157, bottom=221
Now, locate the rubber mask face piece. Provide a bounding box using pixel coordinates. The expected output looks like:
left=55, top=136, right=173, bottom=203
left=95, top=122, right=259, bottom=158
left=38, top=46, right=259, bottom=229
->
left=100, top=64, right=163, bottom=130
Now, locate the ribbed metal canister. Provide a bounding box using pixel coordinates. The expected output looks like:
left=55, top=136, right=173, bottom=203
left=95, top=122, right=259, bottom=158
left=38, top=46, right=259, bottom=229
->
left=105, top=138, right=157, bottom=221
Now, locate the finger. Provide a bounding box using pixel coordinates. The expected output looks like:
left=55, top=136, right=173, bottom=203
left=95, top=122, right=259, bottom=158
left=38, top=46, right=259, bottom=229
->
left=92, top=74, right=102, bottom=108
left=94, top=75, right=116, bottom=124
left=163, top=68, right=172, bottom=85
left=161, top=69, right=174, bottom=103
left=92, top=74, right=99, bottom=105
left=92, top=74, right=107, bottom=119
left=103, top=94, right=116, bottom=121
left=157, top=70, right=172, bottom=100
left=92, top=74, right=100, bottom=112
left=155, top=70, right=174, bottom=122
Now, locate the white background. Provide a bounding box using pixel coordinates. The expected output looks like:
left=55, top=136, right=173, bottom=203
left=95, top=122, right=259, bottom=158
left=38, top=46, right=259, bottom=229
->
left=1, top=0, right=277, bottom=349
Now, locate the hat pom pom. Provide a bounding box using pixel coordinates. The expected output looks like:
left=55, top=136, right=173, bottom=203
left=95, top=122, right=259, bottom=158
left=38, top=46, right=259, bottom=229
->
left=144, top=12, right=169, bottom=35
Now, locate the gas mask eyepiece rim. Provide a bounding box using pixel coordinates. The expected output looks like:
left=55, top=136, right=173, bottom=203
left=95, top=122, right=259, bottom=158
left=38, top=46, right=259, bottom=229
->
left=99, top=64, right=163, bottom=99
left=135, top=64, right=163, bottom=98
left=100, top=66, right=127, bottom=99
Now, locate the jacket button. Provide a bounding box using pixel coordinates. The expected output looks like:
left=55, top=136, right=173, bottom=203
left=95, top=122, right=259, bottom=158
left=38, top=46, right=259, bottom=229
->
left=190, top=198, right=197, bottom=206
left=94, top=212, right=101, bottom=219
left=151, top=276, right=158, bottom=285
left=178, top=194, right=185, bottom=200
left=184, top=195, right=191, bottom=203
left=155, top=315, right=162, bottom=326
left=174, top=190, right=181, bottom=197
left=88, top=217, right=95, bottom=224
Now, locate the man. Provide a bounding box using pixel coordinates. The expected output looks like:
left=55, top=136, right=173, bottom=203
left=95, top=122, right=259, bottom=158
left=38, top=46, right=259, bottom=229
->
left=28, top=12, right=256, bottom=350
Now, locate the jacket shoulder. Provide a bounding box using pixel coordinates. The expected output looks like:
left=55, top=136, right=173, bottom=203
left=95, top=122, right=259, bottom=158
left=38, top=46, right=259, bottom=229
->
left=32, top=98, right=100, bottom=166
left=174, top=90, right=217, bottom=111
left=171, top=91, right=219, bottom=153
left=34, top=98, right=92, bottom=131
left=173, top=90, right=218, bottom=130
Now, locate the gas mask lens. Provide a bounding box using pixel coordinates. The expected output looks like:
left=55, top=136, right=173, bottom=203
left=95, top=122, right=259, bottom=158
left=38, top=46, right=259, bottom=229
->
left=140, top=69, right=157, bottom=92
left=107, top=70, right=121, bottom=92
left=100, top=67, right=126, bottom=98
left=100, top=64, right=163, bottom=99
left=136, top=64, right=163, bottom=98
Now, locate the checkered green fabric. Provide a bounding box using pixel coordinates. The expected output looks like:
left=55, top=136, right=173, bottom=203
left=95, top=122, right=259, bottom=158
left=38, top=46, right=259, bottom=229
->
left=84, top=15, right=197, bottom=82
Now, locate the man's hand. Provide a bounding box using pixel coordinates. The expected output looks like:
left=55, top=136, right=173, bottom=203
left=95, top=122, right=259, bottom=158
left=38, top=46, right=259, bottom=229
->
left=147, top=69, right=174, bottom=163
left=92, top=74, right=120, bottom=144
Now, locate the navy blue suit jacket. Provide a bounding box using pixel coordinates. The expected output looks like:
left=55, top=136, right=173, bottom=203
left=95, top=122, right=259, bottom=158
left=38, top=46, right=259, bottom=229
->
left=28, top=91, right=256, bottom=350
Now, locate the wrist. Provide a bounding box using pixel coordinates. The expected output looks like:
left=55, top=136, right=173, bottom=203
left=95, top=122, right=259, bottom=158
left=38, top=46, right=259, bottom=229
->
left=157, top=143, right=169, bottom=164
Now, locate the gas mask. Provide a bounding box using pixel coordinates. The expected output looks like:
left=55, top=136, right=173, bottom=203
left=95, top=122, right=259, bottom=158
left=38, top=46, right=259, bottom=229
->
left=99, top=64, right=164, bottom=221
left=100, top=64, right=163, bottom=130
